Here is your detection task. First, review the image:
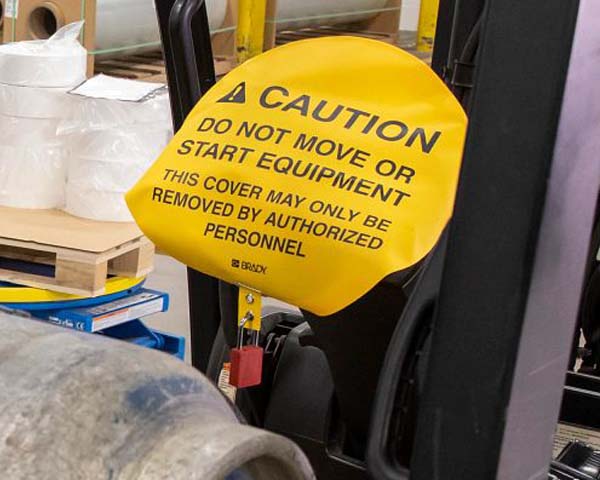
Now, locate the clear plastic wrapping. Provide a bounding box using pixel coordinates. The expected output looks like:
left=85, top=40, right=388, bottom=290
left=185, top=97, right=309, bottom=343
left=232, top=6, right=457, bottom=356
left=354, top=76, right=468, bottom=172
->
left=68, top=157, right=150, bottom=193
left=0, top=144, right=67, bottom=208
left=275, top=0, right=389, bottom=28
left=65, top=187, right=133, bottom=222
left=0, top=84, right=73, bottom=118
left=93, top=0, right=227, bottom=55
left=66, top=124, right=171, bottom=159
left=0, top=114, right=68, bottom=208
left=59, top=76, right=172, bottom=222
left=0, top=21, right=86, bottom=210
left=0, top=116, right=61, bottom=145
left=0, top=22, right=86, bottom=88
left=59, top=93, right=172, bottom=135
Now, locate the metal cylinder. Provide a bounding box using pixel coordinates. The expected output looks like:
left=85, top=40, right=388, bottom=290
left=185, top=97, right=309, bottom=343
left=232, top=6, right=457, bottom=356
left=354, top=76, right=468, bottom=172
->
left=0, top=311, right=314, bottom=480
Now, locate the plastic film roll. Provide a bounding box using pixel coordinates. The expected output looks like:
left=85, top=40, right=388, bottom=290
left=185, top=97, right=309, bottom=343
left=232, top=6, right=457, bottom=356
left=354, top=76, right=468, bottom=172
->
left=26, top=0, right=394, bottom=56
left=0, top=22, right=86, bottom=87
left=67, top=125, right=171, bottom=159
left=68, top=157, right=151, bottom=193
left=93, top=0, right=388, bottom=53
left=0, top=46, right=86, bottom=87
left=61, top=92, right=172, bottom=135
left=93, top=0, right=227, bottom=53
left=26, top=0, right=227, bottom=56
left=274, top=0, right=389, bottom=28
left=0, top=84, right=72, bottom=118
left=65, top=187, right=133, bottom=222
left=0, top=115, right=61, bottom=145
left=0, top=41, right=86, bottom=88
left=61, top=76, right=171, bottom=222
left=0, top=144, right=67, bottom=209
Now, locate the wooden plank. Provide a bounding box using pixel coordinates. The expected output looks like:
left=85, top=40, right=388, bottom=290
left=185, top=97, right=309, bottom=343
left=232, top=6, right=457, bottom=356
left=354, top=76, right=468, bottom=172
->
left=275, top=26, right=397, bottom=46
left=215, top=58, right=235, bottom=76
left=353, top=0, right=401, bottom=35
left=144, top=73, right=168, bottom=84
left=55, top=254, right=108, bottom=293
left=211, top=0, right=238, bottom=58
left=108, top=240, right=154, bottom=277
left=0, top=207, right=143, bottom=254
left=94, top=53, right=235, bottom=83
left=0, top=245, right=56, bottom=266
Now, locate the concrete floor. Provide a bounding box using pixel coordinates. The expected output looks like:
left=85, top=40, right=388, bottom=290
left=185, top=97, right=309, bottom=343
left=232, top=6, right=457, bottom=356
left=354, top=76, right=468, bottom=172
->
left=144, top=255, right=192, bottom=361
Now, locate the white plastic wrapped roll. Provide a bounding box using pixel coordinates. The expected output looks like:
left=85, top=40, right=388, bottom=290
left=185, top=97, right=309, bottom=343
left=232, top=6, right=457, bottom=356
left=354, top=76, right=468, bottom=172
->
left=61, top=91, right=172, bottom=135
left=64, top=127, right=169, bottom=221
left=0, top=23, right=86, bottom=87
left=275, top=0, right=389, bottom=28
left=65, top=187, right=133, bottom=222
left=0, top=144, right=67, bottom=208
left=93, top=0, right=227, bottom=53
left=0, top=116, right=61, bottom=145
left=0, top=84, right=73, bottom=118
left=29, top=0, right=393, bottom=56
left=68, top=157, right=151, bottom=193
left=93, top=0, right=392, bottom=52
left=0, top=24, right=84, bottom=210
left=61, top=75, right=172, bottom=221
left=67, top=125, right=171, bottom=159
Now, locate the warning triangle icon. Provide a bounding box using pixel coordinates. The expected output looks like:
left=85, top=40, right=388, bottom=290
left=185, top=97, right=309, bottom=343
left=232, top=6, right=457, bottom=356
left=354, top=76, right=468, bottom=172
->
left=218, top=82, right=246, bottom=104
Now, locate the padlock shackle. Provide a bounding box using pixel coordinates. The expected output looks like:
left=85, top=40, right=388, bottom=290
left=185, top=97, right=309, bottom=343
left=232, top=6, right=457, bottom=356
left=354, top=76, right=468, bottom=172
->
left=236, top=312, right=254, bottom=348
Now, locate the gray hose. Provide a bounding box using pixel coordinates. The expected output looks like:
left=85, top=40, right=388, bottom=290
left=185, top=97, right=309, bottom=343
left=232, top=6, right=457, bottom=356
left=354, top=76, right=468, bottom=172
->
left=0, top=311, right=315, bottom=480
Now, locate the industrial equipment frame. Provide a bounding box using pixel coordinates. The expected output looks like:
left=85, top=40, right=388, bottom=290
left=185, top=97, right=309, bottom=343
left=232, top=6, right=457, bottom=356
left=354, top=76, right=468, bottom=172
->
left=155, top=0, right=600, bottom=477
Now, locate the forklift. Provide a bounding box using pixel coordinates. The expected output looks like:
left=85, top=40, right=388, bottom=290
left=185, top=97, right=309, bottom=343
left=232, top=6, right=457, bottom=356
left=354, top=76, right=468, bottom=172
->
left=152, top=0, right=600, bottom=478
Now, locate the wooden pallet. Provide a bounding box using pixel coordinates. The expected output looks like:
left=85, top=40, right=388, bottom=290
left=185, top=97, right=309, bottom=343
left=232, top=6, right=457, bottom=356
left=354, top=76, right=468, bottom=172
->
left=94, top=50, right=235, bottom=83
left=0, top=236, right=154, bottom=296
left=275, top=25, right=398, bottom=46
left=94, top=51, right=167, bottom=83
left=0, top=207, right=154, bottom=296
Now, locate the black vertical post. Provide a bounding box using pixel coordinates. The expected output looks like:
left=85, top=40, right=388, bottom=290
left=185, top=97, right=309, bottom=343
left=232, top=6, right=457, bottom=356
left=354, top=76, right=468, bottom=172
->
left=154, top=0, right=222, bottom=372
left=411, top=0, right=591, bottom=478
left=429, top=0, right=455, bottom=78
left=431, top=0, right=485, bottom=82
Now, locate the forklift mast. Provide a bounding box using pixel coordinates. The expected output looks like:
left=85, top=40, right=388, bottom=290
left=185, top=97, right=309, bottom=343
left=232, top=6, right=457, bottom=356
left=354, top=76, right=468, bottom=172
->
left=370, top=1, right=600, bottom=478
left=154, top=0, right=600, bottom=478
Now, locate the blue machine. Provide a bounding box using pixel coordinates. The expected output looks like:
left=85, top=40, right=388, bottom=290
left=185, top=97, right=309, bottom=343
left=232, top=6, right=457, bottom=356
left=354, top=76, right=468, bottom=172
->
left=0, top=278, right=185, bottom=360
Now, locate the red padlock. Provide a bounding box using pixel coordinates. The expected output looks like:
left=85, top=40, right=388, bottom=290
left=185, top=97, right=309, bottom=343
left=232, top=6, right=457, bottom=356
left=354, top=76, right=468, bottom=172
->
left=229, top=345, right=263, bottom=388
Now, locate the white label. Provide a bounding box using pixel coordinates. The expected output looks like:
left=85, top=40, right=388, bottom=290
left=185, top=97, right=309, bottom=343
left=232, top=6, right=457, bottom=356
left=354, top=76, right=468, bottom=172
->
left=69, top=74, right=165, bottom=102
left=92, top=297, right=164, bottom=331
left=217, top=363, right=237, bottom=403
left=553, top=422, right=600, bottom=458
left=5, top=0, right=18, bottom=18
left=88, top=292, right=160, bottom=315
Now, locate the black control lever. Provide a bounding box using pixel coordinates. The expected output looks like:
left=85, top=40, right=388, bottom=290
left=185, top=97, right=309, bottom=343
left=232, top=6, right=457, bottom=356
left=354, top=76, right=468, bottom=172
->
left=153, top=0, right=221, bottom=372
